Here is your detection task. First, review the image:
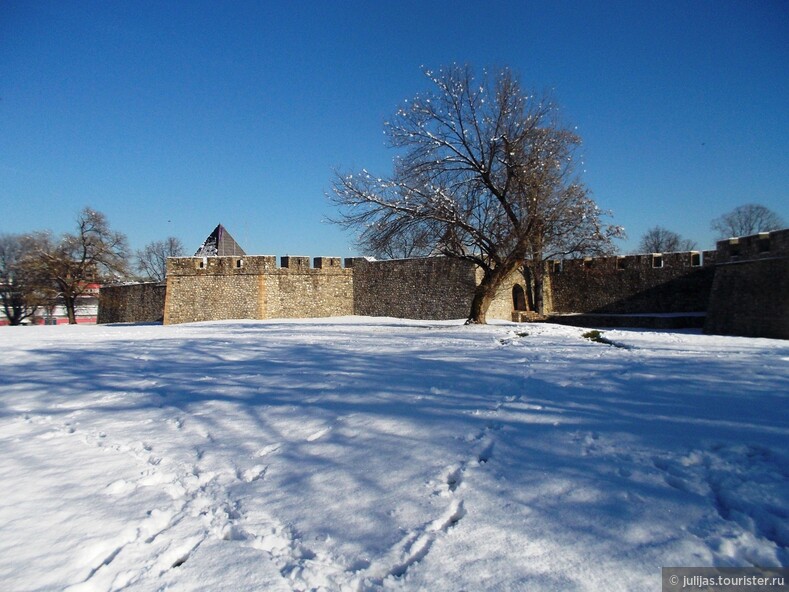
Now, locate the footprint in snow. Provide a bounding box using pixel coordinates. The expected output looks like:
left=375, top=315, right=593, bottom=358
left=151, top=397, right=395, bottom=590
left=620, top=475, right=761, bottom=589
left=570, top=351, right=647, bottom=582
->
left=445, top=466, right=464, bottom=493
left=477, top=439, right=495, bottom=464
left=256, top=443, right=281, bottom=457
left=240, top=465, right=268, bottom=483
left=387, top=500, right=466, bottom=580
left=306, top=426, right=331, bottom=442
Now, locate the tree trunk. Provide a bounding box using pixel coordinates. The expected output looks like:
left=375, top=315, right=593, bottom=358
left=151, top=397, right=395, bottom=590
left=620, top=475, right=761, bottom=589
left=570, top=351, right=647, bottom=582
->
left=466, top=262, right=519, bottom=324
left=521, top=266, right=536, bottom=312
left=466, top=283, right=494, bottom=324
left=2, top=301, right=18, bottom=325
left=63, top=294, right=77, bottom=324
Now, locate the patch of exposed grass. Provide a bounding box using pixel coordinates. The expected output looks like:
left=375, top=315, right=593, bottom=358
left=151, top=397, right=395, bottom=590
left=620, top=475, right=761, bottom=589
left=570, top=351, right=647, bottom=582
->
left=499, top=330, right=529, bottom=345
left=582, top=330, right=628, bottom=349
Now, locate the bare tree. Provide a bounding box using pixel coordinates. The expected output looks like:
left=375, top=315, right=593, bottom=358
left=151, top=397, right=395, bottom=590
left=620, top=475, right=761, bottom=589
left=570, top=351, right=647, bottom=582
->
left=358, top=221, right=436, bottom=260
left=520, top=182, right=624, bottom=313
left=638, top=226, right=697, bottom=253
left=32, top=208, right=130, bottom=324
left=711, top=204, right=785, bottom=239
left=0, top=234, right=51, bottom=325
left=136, top=237, right=185, bottom=282
left=330, top=65, right=622, bottom=323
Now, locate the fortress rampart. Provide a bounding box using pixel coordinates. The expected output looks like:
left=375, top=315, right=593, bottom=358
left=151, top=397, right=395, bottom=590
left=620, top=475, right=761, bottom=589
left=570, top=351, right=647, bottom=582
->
left=546, top=250, right=718, bottom=315
left=704, top=230, right=789, bottom=339
left=161, top=254, right=522, bottom=324
left=99, top=228, right=789, bottom=339
left=96, top=282, right=167, bottom=324
left=163, top=255, right=354, bottom=325
left=353, top=257, right=477, bottom=320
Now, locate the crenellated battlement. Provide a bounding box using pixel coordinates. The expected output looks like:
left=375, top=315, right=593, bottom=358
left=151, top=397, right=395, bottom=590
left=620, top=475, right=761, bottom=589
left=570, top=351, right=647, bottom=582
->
left=714, top=228, right=789, bottom=263
left=550, top=249, right=717, bottom=274
left=546, top=249, right=719, bottom=316
left=163, top=254, right=356, bottom=324
left=166, top=255, right=356, bottom=277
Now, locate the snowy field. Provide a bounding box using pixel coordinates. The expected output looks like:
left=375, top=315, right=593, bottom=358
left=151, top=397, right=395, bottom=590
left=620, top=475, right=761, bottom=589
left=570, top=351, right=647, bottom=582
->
left=1, top=318, right=787, bottom=592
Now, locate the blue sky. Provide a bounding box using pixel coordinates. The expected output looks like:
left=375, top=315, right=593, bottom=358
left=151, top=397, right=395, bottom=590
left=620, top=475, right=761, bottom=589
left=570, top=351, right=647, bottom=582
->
left=2, top=1, right=787, bottom=257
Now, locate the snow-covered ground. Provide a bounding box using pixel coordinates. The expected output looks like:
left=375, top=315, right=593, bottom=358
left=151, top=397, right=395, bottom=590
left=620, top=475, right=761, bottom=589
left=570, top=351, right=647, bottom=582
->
left=1, top=318, right=787, bottom=591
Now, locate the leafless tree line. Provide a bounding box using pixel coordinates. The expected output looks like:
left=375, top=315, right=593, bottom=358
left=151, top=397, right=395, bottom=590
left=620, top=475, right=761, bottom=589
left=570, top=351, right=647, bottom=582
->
left=639, top=204, right=784, bottom=254
left=1, top=207, right=184, bottom=325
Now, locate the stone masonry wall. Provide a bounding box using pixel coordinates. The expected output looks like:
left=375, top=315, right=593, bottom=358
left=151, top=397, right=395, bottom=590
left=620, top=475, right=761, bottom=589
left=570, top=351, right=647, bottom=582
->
left=100, top=229, right=788, bottom=338
left=704, top=229, right=789, bottom=339
left=262, top=256, right=354, bottom=319
left=97, top=282, right=167, bottom=324
left=104, top=256, right=536, bottom=326
left=352, top=257, right=524, bottom=321
left=164, top=256, right=353, bottom=325
left=547, top=251, right=717, bottom=314
left=352, top=257, right=477, bottom=320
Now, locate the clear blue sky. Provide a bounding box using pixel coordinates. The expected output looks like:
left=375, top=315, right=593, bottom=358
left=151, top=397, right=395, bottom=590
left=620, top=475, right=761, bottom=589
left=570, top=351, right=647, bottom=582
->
left=2, top=0, right=787, bottom=257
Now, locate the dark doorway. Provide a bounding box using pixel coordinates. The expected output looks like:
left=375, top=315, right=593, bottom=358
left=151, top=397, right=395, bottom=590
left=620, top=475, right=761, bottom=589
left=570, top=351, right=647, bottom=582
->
left=512, top=284, right=527, bottom=311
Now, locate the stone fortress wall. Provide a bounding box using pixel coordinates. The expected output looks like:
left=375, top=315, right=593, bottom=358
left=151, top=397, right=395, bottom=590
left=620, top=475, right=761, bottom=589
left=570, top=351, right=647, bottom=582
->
left=351, top=257, right=526, bottom=320
left=163, top=255, right=354, bottom=325
left=704, top=230, right=789, bottom=339
left=546, top=250, right=717, bottom=315
left=96, top=282, right=167, bottom=324
left=352, top=257, right=477, bottom=320
left=162, top=254, right=521, bottom=325
left=99, top=228, right=789, bottom=339
left=542, top=229, right=787, bottom=337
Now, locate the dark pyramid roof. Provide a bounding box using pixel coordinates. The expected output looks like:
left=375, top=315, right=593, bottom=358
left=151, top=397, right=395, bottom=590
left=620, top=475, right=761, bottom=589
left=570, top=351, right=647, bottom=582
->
left=194, top=224, right=246, bottom=257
